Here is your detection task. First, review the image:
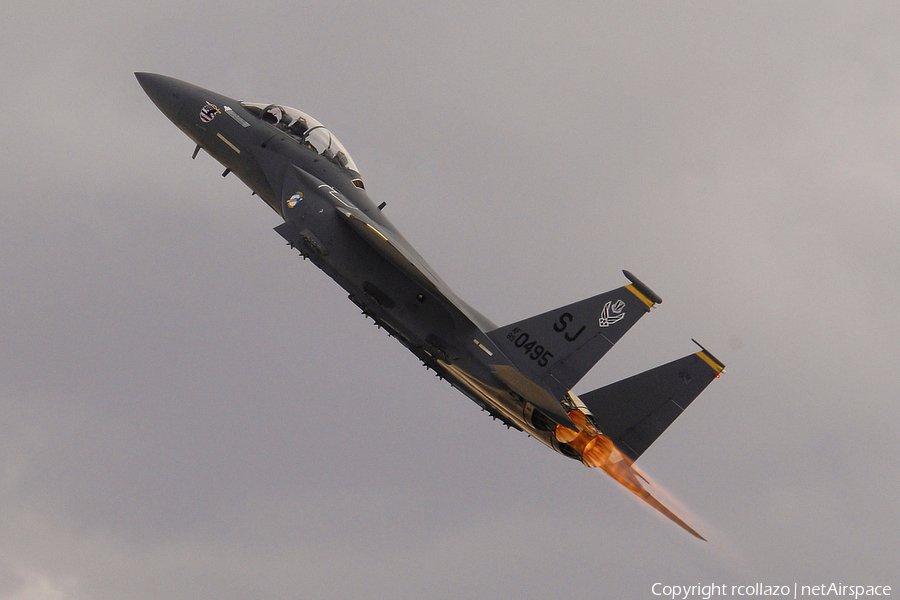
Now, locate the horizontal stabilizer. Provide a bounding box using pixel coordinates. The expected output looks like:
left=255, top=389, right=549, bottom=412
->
left=487, top=272, right=660, bottom=394
left=580, top=347, right=724, bottom=461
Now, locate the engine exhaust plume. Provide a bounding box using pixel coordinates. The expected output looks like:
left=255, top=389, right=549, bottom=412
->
left=555, top=410, right=705, bottom=540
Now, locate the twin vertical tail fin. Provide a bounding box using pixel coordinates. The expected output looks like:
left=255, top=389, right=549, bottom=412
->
left=486, top=271, right=661, bottom=396
left=488, top=270, right=725, bottom=463
left=579, top=342, right=725, bottom=461
left=487, top=272, right=724, bottom=539
left=575, top=342, right=724, bottom=540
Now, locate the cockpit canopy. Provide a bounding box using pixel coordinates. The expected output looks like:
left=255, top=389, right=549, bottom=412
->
left=241, top=102, right=360, bottom=174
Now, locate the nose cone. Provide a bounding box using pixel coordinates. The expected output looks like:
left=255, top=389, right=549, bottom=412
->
left=135, top=72, right=193, bottom=125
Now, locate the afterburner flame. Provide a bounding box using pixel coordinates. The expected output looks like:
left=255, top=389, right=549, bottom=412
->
left=556, top=410, right=705, bottom=540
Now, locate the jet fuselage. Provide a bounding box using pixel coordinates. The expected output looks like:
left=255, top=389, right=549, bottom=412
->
left=138, top=73, right=724, bottom=539
left=136, top=72, right=570, bottom=443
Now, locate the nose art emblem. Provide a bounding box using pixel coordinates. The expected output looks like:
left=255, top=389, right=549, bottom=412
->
left=199, top=102, right=220, bottom=123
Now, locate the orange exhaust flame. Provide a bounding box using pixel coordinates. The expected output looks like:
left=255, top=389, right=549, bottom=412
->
left=555, top=410, right=705, bottom=540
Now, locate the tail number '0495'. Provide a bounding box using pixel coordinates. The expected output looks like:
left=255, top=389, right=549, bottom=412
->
left=513, top=332, right=554, bottom=367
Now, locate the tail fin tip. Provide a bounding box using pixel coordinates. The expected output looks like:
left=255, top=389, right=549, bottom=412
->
left=692, top=339, right=726, bottom=374
left=623, top=270, right=663, bottom=306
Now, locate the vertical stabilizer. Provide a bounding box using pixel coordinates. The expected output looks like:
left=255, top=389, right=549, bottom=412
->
left=487, top=272, right=660, bottom=392
left=580, top=345, right=725, bottom=461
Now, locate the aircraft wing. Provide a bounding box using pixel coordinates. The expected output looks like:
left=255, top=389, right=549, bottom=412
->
left=278, top=165, right=507, bottom=329
left=273, top=164, right=448, bottom=295
left=334, top=205, right=448, bottom=295
left=579, top=344, right=725, bottom=461
left=335, top=206, right=579, bottom=430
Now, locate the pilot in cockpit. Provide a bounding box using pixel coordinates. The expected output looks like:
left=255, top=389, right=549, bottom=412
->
left=262, top=104, right=284, bottom=125
left=243, top=102, right=361, bottom=177
left=287, top=116, right=308, bottom=138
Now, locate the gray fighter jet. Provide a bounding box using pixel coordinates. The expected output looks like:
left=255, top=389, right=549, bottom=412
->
left=137, top=73, right=725, bottom=539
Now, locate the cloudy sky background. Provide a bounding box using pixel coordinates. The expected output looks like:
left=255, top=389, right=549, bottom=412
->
left=2, top=2, right=899, bottom=598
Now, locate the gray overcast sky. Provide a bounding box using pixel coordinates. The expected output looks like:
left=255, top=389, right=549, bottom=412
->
left=2, top=2, right=898, bottom=598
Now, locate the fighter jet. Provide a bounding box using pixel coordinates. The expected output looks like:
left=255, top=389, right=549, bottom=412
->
left=137, top=73, right=724, bottom=539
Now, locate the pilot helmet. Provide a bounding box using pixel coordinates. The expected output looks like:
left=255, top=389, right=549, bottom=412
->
left=262, top=105, right=285, bottom=125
